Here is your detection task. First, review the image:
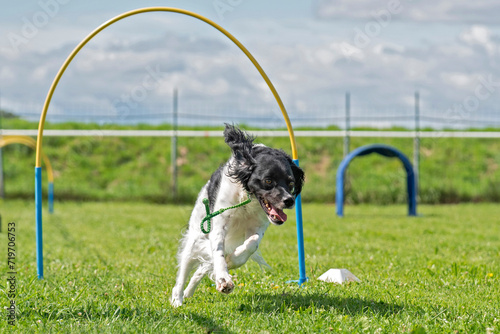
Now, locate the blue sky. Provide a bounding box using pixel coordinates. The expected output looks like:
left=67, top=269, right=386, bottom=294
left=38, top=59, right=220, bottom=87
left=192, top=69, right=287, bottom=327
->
left=1, top=0, right=499, bottom=128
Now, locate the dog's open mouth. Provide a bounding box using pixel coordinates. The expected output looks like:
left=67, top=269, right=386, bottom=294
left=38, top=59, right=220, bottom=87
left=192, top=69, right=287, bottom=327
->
left=259, top=197, right=287, bottom=224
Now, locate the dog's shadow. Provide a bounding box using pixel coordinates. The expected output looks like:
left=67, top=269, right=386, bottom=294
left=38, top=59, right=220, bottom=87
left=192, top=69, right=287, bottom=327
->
left=186, top=312, right=233, bottom=334
left=181, top=291, right=404, bottom=334
left=237, top=291, right=404, bottom=316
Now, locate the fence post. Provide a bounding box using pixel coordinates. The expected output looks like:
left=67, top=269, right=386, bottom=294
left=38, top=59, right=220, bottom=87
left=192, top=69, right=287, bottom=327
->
left=171, top=88, right=178, bottom=200
left=413, top=91, right=420, bottom=198
left=343, top=91, right=350, bottom=157
left=0, top=147, right=3, bottom=199
left=0, top=91, right=4, bottom=199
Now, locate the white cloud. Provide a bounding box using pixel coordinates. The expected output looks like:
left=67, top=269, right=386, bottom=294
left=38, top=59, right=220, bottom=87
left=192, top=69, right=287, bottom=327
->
left=0, top=66, right=16, bottom=81
left=315, top=0, right=500, bottom=24
left=460, top=25, right=498, bottom=56
left=461, top=25, right=491, bottom=45
left=440, top=72, right=475, bottom=88
left=32, top=66, right=49, bottom=81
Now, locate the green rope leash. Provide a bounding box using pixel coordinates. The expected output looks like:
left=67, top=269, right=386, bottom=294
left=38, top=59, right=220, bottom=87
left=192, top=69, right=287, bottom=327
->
left=201, top=193, right=252, bottom=234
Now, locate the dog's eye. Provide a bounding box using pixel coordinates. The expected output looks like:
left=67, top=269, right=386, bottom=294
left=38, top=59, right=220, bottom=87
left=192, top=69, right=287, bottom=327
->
left=265, top=179, right=272, bottom=185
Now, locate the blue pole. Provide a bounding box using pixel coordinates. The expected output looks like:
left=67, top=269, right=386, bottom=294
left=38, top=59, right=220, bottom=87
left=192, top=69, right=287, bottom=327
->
left=48, top=182, right=54, bottom=214
left=35, top=167, right=44, bottom=279
left=408, top=171, right=417, bottom=216
left=293, top=159, right=307, bottom=285
left=336, top=168, right=345, bottom=217
left=336, top=155, right=349, bottom=217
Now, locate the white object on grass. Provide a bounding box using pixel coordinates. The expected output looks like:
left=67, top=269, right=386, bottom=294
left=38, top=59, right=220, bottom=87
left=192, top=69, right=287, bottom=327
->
left=318, top=269, right=361, bottom=284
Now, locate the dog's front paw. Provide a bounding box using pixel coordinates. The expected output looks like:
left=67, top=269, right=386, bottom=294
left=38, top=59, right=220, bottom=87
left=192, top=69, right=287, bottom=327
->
left=171, top=297, right=183, bottom=308
left=171, top=288, right=183, bottom=307
left=216, top=276, right=234, bottom=294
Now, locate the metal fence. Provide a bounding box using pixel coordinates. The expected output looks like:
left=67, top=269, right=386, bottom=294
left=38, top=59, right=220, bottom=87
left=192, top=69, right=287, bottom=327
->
left=3, top=91, right=500, bottom=130
left=1, top=91, right=500, bottom=203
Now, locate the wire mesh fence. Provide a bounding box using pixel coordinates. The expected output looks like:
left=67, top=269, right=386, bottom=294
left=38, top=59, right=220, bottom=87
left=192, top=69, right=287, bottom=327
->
left=3, top=92, right=500, bottom=130
left=1, top=93, right=500, bottom=204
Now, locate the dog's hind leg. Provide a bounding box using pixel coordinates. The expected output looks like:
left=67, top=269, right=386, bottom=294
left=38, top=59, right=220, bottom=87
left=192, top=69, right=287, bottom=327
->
left=183, top=264, right=211, bottom=299
left=171, top=237, right=199, bottom=307
left=171, top=257, right=197, bottom=307
left=250, top=250, right=272, bottom=271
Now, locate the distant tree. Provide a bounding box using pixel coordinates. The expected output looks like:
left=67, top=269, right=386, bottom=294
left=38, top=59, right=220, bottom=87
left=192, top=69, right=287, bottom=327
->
left=0, top=109, right=19, bottom=119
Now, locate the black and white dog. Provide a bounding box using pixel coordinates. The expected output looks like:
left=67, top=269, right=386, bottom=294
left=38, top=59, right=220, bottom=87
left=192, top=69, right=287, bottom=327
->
left=171, top=124, right=304, bottom=307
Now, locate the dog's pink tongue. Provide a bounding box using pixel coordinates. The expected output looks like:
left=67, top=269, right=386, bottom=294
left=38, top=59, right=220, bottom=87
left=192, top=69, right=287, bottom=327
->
left=270, top=207, right=287, bottom=222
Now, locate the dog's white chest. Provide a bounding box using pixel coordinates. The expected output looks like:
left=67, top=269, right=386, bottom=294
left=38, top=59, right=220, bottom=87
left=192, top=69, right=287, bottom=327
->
left=222, top=200, right=269, bottom=254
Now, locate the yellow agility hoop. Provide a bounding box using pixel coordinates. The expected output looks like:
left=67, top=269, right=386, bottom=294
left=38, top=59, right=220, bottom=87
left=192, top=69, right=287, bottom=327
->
left=1, top=135, right=54, bottom=183
left=35, top=6, right=298, bottom=167
left=34, top=7, right=306, bottom=283
left=2, top=135, right=56, bottom=215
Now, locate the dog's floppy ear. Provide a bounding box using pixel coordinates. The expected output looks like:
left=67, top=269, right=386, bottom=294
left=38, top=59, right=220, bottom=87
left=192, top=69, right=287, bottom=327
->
left=224, top=123, right=255, bottom=157
left=287, top=156, right=305, bottom=197
left=224, top=123, right=256, bottom=187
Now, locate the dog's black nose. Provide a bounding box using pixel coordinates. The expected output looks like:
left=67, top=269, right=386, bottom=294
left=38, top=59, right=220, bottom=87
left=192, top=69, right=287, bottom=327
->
left=284, top=197, right=295, bottom=208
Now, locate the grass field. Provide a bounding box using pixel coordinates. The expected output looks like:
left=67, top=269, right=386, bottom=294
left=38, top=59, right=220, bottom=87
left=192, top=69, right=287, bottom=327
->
left=1, top=200, right=499, bottom=333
